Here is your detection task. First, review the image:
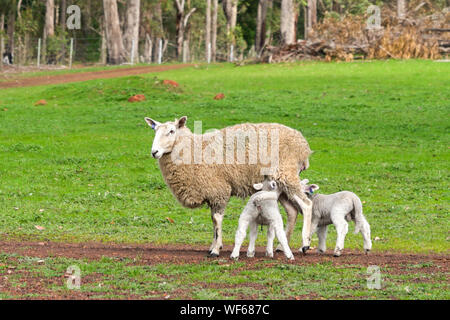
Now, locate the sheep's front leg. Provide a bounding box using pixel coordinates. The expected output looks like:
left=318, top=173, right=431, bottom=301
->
left=208, top=205, right=225, bottom=257
left=247, top=222, right=258, bottom=258
left=265, top=225, right=275, bottom=258
left=292, top=193, right=313, bottom=252
left=276, top=194, right=298, bottom=252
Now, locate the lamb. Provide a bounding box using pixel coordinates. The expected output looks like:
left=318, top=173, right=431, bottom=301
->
left=144, top=116, right=313, bottom=257
left=230, top=178, right=294, bottom=261
left=301, top=179, right=372, bottom=257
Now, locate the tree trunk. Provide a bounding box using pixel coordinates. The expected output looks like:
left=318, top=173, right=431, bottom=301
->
left=0, top=14, right=4, bottom=70
left=103, top=0, right=125, bottom=64
left=144, top=34, right=152, bottom=63
left=205, top=0, right=211, bottom=60
left=280, top=0, right=297, bottom=45
left=211, top=0, right=218, bottom=61
left=222, top=0, right=238, bottom=43
left=304, top=0, right=317, bottom=40
left=123, top=0, right=140, bottom=63
left=255, top=0, right=269, bottom=53
left=60, top=0, right=67, bottom=64
left=397, top=0, right=407, bottom=20
left=7, top=6, right=15, bottom=62
left=42, top=0, right=55, bottom=63
left=175, top=0, right=185, bottom=59
left=100, top=17, right=107, bottom=64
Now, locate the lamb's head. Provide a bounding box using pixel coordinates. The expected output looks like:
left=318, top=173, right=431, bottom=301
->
left=144, top=116, right=188, bottom=159
left=300, top=179, right=319, bottom=198
left=253, top=178, right=281, bottom=195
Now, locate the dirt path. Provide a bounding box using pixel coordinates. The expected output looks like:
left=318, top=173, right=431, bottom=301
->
left=0, top=241, right=447, bottom=299
left=1, top=240, right=447, bottom=268
left=0, top=64, right=191, bottom=89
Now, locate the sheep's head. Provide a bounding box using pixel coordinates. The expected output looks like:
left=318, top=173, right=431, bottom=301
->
left=253, top=179, right=279, bottom=193
left=144, top=116, right=187, bottom=159
left=300, top=179, right=319, bottom=197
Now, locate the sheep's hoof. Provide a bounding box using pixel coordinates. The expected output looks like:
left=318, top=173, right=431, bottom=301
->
left=230, top=255, right=239, bottom=261
left=333, top=251, right=342, bottom=257
left=265, top=252, right=274, bottom=258
left=365, top=249, right=371, bottom=255
left=301, top=246, right=310, bottom=254
left=287, top=256, right=295, bottom=261
left=207, top=252, right=219, bottom=258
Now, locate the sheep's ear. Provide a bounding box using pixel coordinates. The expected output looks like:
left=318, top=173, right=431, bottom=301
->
left=300, top=179, right=309, bottom=185
left=145, top=117, right=160, bottom=130
left=177, top=116, right=187, bottom=128
left=309, top=184, right=319, bottom=193
left=253, top=183, right=263, bottom=191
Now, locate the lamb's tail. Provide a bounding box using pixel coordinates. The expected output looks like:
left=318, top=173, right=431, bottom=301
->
left=353, top=195, right=368, bottom=235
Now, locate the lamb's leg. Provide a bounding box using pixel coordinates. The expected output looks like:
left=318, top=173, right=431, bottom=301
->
left=332, top=214, right=348, bottom=257
left=276, top=194, right=298, bottom=252
left=230, top=213, right=251, bottom=260
left=208, top=204, right=226, bottom=257
left=306, top=218, right=319, bottom=254
left=317, top=225, right=328, bottom=254
left=360, top=221, right=372, bottom=254
left=265, top=225, right=275, bottom=258
left=247, top=222, right=258, bottom=258
left=273, top=217, right=294, bottom=260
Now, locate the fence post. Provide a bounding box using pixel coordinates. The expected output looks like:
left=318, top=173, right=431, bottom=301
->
left=131, top=39, right=135, bottom=65
left=69, top=38, right=74, bottom=69
left=158, top=39, right=162, bottom=64
left=230, top=45, right=234, bottom=62
left=37, top=38, right=41, bottom=68
left=207, top=42, right=211, bottom=64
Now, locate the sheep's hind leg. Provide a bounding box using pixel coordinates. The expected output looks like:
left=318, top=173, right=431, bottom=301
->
left=276, top=194, right=298, bottom=252
left=208, top=205, right=226, bottom=257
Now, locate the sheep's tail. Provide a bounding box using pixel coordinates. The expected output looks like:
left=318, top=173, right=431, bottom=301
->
left=353, top=195, right=368, bottom=235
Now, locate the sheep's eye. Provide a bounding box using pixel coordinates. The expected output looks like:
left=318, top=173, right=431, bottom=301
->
left=168, top=129, right=175, bottom=135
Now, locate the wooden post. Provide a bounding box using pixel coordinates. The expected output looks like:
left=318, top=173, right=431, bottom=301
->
left=37, top=38, right=41, bottom=68
left=69, top=38, right=73, bottom=68
left=207, top=42, right=211, bottom=63
left=230, top=45, right=234, bottom=62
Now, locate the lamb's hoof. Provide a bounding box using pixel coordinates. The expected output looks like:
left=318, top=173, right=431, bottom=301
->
left=230, top=255, right=239, bottom=261
left=207, top=252, right=219, bottom=258
left=287, top=255, right=295, bottom=261
left=265, top=252, right=274, bottom=258
left=365, top=249, right=371, bottom=255
left=247, top=251, right=255, bottom=258
left=333, top=251, right=342, bottom=257
left=301, top=246, right=310, bottom=254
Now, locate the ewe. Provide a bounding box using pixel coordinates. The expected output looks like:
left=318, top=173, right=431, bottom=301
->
left=301, top=179, right=372, bottom=257
left=230, top=178, right=294, bottom=260
left=144, top=116, right=313, bottom=257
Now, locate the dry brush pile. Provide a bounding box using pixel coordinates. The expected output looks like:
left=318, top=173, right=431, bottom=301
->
left=262, top=3, right=449, bottom=62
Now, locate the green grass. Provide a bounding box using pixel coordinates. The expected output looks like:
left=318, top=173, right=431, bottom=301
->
left=1, top=60, right=448, bottom=253
left=0, top=252, right=447, bottom=299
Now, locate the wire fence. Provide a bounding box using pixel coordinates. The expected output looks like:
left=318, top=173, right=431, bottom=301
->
left=1, top=36, right=256, bottom=70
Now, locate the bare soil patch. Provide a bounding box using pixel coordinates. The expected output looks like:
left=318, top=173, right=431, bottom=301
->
left=0, top=64, right=191, bottom=89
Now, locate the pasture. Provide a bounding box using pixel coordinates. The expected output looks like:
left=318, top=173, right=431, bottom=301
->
left=0, top=60, right=448, bottom=299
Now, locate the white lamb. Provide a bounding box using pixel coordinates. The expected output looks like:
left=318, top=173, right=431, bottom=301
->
left=301, top=179, right=372, bottom=257
left=230, top=179, right=294, bottom=261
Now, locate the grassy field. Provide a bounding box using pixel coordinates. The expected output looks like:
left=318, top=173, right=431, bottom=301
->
left=0, top=60, right=448, bottom=299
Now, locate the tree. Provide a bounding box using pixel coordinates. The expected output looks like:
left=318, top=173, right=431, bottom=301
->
left=211, top=0, right=218, bottom=61
left=174, top=0, right=196, bottom=60
left=222, top=0, right=238, bottom=42
left=123, top=0, right=140, bottom=63
left=280, top=0, right=298, bottom=45
left=103, top=0, right=125, bottom=64
left=304, top=0, right=317, bottom=40
left=205, top=0, right=211, bottom=60
left=255, top=0, right=271, bottom=53
left=397, top=0, right=407, bottom=20
left=42, top=0, right=55, bottom=63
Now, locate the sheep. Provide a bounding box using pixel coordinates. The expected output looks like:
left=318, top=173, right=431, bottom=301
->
left=144, top=116, right=313, bottom=257
left=230, top=178, right=294, bottom=261
left=300, top=179, right=372, bottom=257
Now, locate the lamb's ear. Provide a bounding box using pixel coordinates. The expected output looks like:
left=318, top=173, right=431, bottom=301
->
left=177, top=116, right=187, bottom=128
left=309, top=184, right=319, bottom=193
left=253, top=183, right=263, bottom=191
left=145, top=117, right=160, bottom=130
